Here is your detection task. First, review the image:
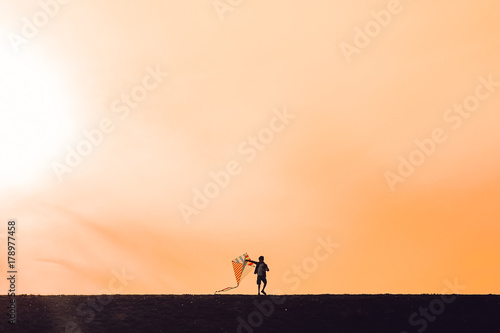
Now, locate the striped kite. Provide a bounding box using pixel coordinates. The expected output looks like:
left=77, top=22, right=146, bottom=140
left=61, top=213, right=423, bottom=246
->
left=215, top=253, right=256, bottom=294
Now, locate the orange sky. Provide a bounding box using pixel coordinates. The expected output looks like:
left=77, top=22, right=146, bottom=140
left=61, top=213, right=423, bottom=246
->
left=1, top=0, right=499, bottom=295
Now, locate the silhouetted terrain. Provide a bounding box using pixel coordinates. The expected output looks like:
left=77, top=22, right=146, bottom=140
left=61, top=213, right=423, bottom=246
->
left=1, top=294, right=498, bottom=332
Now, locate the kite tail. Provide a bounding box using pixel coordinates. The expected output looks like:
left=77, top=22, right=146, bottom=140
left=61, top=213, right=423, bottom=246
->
left=214, top=284, right=240, bottom=294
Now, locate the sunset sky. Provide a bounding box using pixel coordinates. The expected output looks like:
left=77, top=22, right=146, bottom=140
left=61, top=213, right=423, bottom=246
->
left=1, top=0, right=499, bottom=295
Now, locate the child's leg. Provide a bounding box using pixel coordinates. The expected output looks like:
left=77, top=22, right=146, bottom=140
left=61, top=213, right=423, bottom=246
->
left=261, top=277, right=267, bottom=292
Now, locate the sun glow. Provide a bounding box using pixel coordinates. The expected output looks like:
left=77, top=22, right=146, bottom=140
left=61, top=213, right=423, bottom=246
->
left=0, top=50, right=73, bottom=188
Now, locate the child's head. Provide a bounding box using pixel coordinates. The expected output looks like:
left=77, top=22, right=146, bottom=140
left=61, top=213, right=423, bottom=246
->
left=258, top=256, right=264, bottom=262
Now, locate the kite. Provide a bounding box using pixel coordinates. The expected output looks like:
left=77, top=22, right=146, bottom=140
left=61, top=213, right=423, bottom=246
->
left=215, top=253, right=256, bottom=294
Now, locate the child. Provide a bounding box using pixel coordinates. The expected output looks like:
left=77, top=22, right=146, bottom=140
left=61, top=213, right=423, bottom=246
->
left=246, top=256, right=269, bottom=295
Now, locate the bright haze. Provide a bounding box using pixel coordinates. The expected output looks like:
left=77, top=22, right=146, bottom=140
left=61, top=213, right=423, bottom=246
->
left=1, top=0, right=499, bottom=295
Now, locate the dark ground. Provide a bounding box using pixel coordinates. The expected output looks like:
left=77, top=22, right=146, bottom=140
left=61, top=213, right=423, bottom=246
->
left=1, top=294, right=498, bottom=332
